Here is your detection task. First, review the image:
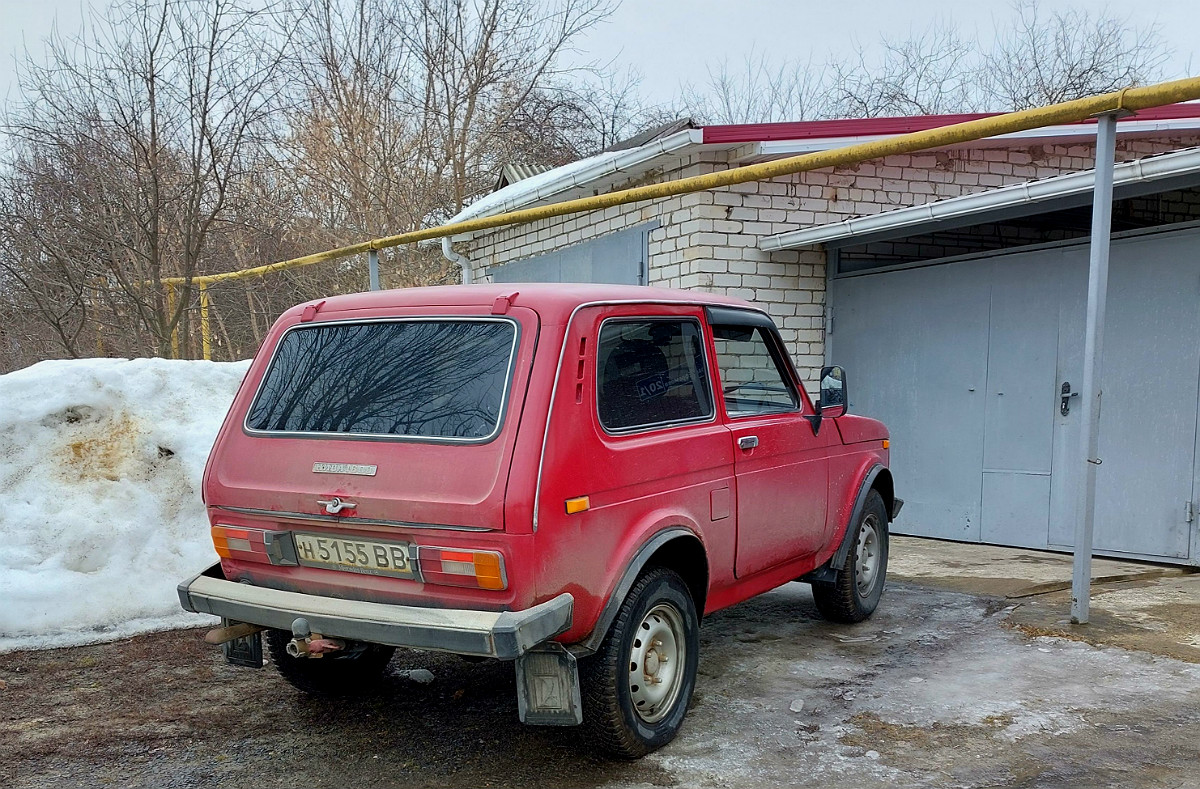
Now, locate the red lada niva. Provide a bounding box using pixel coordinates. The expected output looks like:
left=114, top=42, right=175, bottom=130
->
left=179, top=283, right=900, bottom=757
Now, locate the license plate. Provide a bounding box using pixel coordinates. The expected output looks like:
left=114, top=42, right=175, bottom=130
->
left=293, top=533, right=414, bottom=578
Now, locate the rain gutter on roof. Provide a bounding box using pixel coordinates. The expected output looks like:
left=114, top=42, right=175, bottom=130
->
left=450, top=129, right=705, bottom=240
left=758, top=146, right=1200, bottom=252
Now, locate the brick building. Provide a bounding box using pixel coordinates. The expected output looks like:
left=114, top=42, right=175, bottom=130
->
left=442, top=105, right=1200, bottom=566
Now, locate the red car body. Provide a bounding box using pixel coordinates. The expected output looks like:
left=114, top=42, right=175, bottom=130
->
left=181, top=283, right=897, bottom=753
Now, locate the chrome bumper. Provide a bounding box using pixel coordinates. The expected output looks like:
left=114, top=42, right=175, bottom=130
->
left=178, top=564, right=573, bottom=660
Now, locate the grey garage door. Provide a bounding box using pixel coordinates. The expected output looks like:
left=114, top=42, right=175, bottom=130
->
left=490, top=223, right=656, bottom=285
left=829, top=226, right=1200, bottom=565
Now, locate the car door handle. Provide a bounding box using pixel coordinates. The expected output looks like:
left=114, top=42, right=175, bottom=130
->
left=738, top=435, right=759, bottom=450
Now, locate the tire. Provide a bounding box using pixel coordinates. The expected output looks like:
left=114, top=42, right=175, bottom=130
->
left=264, top=629, right=395, bottom=696
left=812, top=489, right=889, bottom=623
left=580, top=567, right=700, bottom=759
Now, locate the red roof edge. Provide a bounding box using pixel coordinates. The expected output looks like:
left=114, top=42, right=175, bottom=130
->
left=700, top=102, right=1200, bottom=145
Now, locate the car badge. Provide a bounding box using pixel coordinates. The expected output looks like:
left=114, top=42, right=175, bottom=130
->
left=312, top=462, right=378, bottom=476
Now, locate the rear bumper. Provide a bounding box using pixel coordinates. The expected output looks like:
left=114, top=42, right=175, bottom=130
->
left=178, top=564, right=572, bottom=659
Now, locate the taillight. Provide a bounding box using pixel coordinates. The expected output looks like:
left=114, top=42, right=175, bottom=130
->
left=417, top=547, right=507, bottom=590
left=212, top=524, right=270, bottom=563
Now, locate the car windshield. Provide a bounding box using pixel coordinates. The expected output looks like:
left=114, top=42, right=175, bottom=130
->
left=246, top=319, right=517, bottom=440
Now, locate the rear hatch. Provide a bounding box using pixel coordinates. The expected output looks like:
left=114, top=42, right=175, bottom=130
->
left=205, top=306, right=539, bottom=532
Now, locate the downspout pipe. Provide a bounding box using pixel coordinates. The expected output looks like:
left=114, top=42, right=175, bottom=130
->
left=442, top=237, right=472, bottom=284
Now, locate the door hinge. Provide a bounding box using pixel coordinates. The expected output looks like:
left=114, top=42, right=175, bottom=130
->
left=1186, top=500, right=1195, bottom=524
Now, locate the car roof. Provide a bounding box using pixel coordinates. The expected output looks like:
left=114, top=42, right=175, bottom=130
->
left=302, top=283, right=758, bottom=325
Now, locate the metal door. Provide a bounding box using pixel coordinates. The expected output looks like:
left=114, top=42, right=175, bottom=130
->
left=979, top=251, right=1064, bottom=549
left=830, top=261, right=991, bottom=542
left=833, top=226, right=1200, bottom=564
left=490, top=223, right=655, bottom=284
left=1050, top=228, right=1200, bottom=560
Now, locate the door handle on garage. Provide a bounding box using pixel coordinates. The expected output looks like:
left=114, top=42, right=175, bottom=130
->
left=738, top=435, right=759, bottom=450
left=1060, top=381, right=1079, bottom=416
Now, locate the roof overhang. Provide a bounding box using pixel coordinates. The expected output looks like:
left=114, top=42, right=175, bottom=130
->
left=449, top=128, right=709, bottom=239
left=759, top=146, right=1200, bottom=252
left=705, top=104, right=1200, bottom=164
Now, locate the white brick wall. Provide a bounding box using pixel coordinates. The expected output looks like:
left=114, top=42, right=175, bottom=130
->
left=464, top=137, right=1200, bottom=386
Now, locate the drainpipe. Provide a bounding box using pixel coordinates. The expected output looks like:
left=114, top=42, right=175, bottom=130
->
left=441, top=237, right=473, bottom=284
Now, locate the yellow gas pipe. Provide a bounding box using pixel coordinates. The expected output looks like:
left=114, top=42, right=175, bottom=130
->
left=157, top=76, right=1200, bottom=359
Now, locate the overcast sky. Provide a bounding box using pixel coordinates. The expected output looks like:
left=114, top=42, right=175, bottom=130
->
left=3, top=0, right=1198, bottom=110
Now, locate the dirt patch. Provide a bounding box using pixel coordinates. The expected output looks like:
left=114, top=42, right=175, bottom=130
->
left=59, top=411, right=147, bottom=482
left=0, top=629, right=675, bottom=789
left=1004, top=577, right=1200, bottom=663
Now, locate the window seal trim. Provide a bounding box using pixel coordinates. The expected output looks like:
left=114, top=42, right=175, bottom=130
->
left=242, top=315, right=521, bottom=445
left=594, top=315, right=718, bottom=436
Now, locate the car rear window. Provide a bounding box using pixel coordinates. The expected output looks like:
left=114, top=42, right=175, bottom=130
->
left=597, top=318, right=714, bottom=432
left=246, top=319, right=517, bottom=440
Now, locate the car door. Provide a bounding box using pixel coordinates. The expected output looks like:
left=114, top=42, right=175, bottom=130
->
left=706, top=307, right=838, bottom=577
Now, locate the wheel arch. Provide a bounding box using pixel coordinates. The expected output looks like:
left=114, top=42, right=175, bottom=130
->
left=830, top=464, right=895, bottom=572
left=578, top=527, right=708, bottom=655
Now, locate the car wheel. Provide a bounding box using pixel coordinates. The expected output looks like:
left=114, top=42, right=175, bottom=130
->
left=812, top=489, right=889, bottom=623
left=580, top=567, right=700, bottom=759
left=265, top=629, right=395, bottom=696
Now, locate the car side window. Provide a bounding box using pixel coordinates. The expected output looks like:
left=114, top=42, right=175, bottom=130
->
left=711, top=324, right=800, bottom=417
left=597, top=318, right=714, bottom=432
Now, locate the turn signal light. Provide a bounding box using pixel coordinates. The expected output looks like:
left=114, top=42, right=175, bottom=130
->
left=418, top=547, right=507, bottom=590
left=211, top=524, right=269, bottom=562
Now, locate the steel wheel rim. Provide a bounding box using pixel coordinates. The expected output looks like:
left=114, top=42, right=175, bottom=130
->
left=855, top=515, right=881, bottom=596
left=628, top=603, right=687, bottom=724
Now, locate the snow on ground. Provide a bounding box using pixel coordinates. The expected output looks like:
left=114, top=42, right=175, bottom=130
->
left=0, top=357, right=250, bottom=651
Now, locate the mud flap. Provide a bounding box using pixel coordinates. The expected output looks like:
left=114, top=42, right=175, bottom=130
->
left=515, top=643, right=583, bottom=726
left=222, top=619, right=264, bottom=668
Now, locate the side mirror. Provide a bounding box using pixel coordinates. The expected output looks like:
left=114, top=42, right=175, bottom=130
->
left=819, top=365, right=848, bottom=418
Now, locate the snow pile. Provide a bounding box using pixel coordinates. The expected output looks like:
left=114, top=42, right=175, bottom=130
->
left=0, top=357, right=250, bottom=651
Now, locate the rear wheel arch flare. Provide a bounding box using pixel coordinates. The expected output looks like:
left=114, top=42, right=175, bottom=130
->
left=581, top=527, right=708, bottom=654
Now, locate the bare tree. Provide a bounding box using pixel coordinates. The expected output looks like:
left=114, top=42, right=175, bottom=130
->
left=278, top=0, right=614, bottom=289
left=678, top=1, right=1172, bottom=124
left=827, top=22, right=979, bottom=117
left=522, top=67, right=682, bottom=156
left=980, top=0, right=1170, bottom=110
left=1, top=0, right=290, bottom=359
left=681, top=49, right=831, bottom=125
left=400, top=0, right=612, bottom=214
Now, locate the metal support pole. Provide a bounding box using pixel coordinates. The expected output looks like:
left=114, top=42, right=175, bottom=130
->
left=1070, top=111, right=1120, bottom=624
left=199, top=282, right=212, bottom=361
left=368, top=248, right=381, bottom=291
left=165, top=282, right=180, bottom=360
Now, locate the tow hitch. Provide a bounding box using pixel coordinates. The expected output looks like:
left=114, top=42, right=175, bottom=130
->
left=286, top=617, right=345, bottom=658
